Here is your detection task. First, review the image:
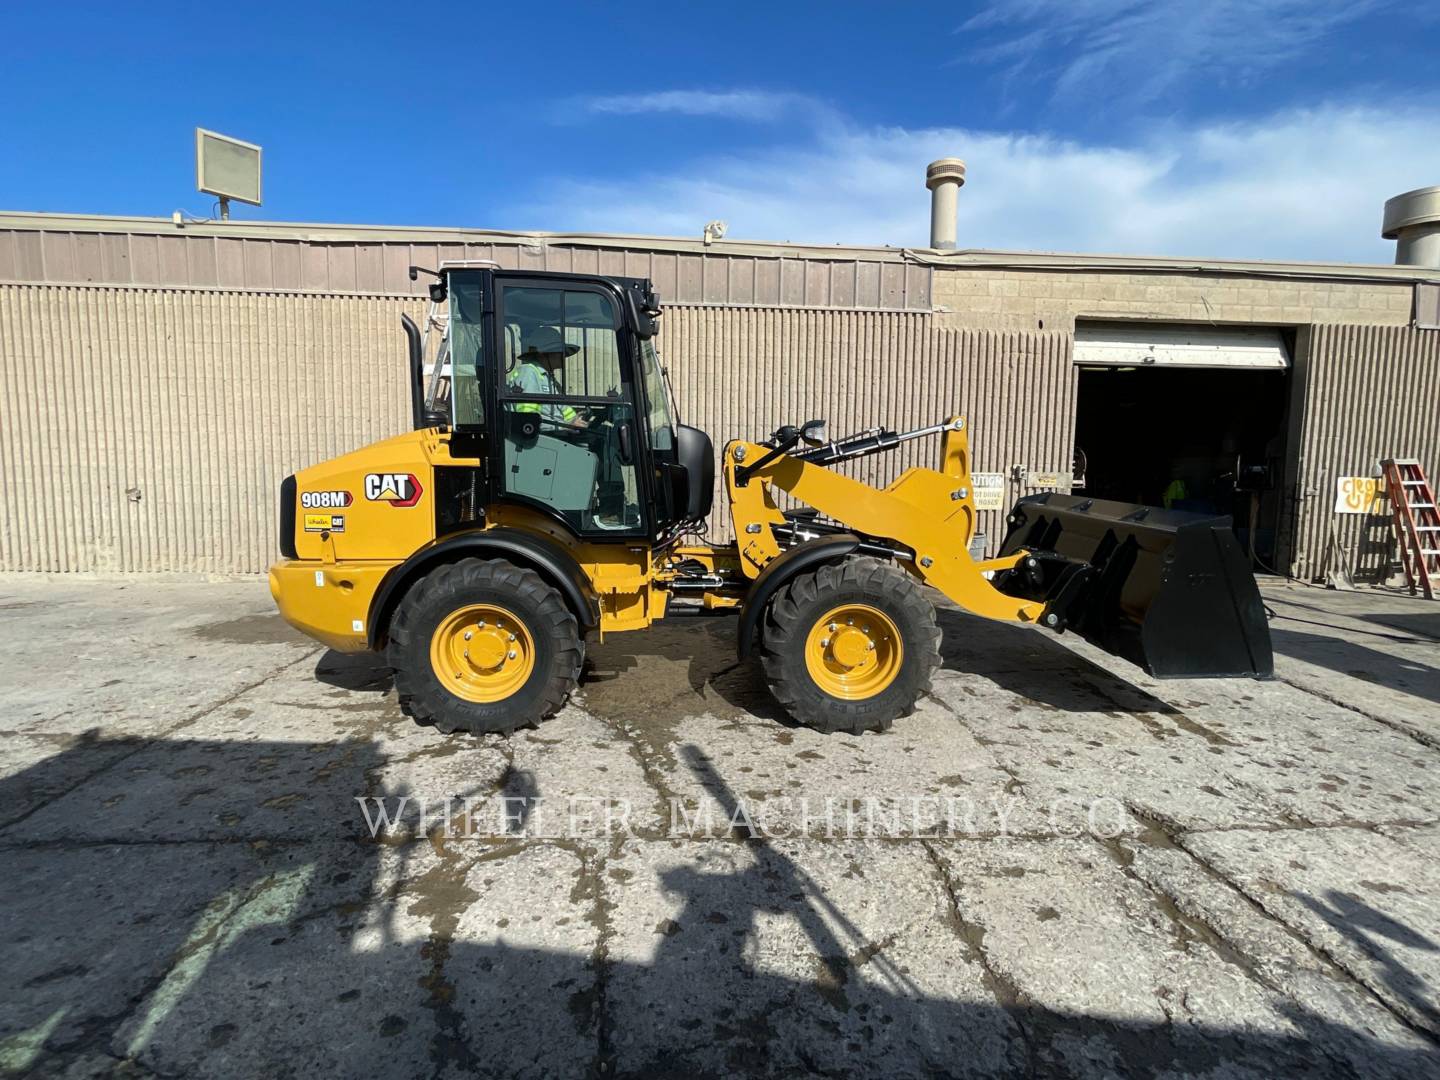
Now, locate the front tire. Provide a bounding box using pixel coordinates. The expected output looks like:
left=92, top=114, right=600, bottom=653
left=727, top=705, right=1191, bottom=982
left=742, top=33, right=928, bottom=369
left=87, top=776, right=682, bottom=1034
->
left=387, top=558, right=583, bottom=736
left=760, top=557, right=940, bottom=734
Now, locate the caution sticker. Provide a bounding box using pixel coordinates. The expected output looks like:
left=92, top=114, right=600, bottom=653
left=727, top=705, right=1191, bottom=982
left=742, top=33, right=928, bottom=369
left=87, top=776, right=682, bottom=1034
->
left=971, top=472, right=1006, bottom=511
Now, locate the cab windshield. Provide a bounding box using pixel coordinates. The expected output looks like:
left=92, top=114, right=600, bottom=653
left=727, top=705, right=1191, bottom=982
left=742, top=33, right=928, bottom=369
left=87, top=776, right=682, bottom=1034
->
left=638, top=338, right=676, bottom=452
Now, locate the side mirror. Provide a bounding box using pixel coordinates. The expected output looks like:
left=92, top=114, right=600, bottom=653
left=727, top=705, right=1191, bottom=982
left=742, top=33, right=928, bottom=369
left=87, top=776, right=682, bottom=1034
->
left=771, top=424, right=801, bottom=448
left=407, top=266, right=446, bottom=301
left=626, top=282, right=663, bottom=338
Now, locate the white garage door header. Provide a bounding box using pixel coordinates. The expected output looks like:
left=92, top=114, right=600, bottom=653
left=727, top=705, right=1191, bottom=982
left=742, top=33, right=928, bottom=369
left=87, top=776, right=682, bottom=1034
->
left=1075, top=322, right=1290, bottom=369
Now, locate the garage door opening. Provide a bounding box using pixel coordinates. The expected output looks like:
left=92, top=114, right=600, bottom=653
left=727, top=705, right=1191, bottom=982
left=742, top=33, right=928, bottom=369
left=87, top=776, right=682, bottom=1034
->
left=1073, top=322, right=1292, bottom=568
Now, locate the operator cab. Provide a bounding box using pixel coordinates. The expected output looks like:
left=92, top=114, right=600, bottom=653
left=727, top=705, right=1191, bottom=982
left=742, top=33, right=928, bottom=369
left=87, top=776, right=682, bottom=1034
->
left=406, top=265, right=712, bottom=544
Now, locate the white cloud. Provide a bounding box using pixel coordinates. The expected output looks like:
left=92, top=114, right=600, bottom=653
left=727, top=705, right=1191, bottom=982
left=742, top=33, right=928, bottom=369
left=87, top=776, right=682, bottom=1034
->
left=960, top=0, right=1395, bottom=103
left=511, top=103, right=1440, bottom=263
left=575, top=90, right=816, bottom=123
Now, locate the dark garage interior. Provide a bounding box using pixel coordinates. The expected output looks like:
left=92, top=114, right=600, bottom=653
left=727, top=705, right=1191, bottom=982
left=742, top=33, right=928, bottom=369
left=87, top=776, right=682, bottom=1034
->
left=1074, top=363, right=1291, bottom=567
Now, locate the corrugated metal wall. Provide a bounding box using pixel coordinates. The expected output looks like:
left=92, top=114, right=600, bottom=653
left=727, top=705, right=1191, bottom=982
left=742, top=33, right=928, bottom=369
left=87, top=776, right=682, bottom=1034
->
left=1290, top=324, right=1440, bottom=582
left=662, top=309, right=1074, bottom=545
left=1, top=284, right=1072, bottom=573
left=0, top=285, right=418, bottom=573
left=0, top=227, right=930, bottom=311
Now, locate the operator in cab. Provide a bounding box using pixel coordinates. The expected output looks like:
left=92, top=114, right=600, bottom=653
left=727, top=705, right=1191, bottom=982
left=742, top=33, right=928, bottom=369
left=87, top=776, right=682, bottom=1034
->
left=508, top=326, right=589, bottom=428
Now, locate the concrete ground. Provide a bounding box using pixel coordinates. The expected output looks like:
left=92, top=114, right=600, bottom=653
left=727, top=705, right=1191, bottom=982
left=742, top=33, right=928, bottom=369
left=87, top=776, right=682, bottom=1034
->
left=2, top=575, right=1439, bottom=1079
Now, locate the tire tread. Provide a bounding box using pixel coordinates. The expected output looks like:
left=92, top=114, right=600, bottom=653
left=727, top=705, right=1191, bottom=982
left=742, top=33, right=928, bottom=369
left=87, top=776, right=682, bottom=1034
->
left=386, top=557, right=582, bottom=737
left=759, top=557, right=940, bottom=735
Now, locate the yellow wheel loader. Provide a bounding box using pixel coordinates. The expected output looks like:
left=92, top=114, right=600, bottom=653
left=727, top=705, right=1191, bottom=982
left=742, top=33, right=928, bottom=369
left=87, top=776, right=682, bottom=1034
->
left=269, top=264, right=1272, bottom=736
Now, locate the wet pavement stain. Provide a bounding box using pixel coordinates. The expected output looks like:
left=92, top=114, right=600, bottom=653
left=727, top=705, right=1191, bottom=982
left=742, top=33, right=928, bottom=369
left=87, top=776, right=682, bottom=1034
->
left=192, top=613, right=310, bottom=647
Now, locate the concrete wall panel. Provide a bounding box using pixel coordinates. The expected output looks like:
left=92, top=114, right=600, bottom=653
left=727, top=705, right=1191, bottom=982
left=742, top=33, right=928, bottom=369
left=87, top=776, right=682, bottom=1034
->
left=933, top=267, right=1416, bottom=331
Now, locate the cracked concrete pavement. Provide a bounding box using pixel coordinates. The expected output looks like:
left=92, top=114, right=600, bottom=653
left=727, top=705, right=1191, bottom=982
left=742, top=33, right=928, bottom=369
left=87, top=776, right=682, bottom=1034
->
left=2, top=575, right=1439, bottom=1077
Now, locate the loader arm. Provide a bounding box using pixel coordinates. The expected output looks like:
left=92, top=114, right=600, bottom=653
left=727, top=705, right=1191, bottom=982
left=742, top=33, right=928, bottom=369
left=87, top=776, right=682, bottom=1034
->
left=724, top=416, right=1046, bottom=625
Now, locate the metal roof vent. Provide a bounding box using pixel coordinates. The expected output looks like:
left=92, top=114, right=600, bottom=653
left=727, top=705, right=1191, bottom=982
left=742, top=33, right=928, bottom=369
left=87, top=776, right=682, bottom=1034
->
left=1382, top=186, right=1440, bottom=267
left=925, top=158, right=967, bottom=250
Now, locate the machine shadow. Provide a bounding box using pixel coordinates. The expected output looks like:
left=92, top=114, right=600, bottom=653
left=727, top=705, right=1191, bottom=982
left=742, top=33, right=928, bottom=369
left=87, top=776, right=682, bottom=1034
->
left=935, top=607, right=1181, bottom=716
left=2, top=736, right=1435, bottom=1077
left=584, top=610, right=794, bottom=725
left=588, top=605, right=1181, bottom=727
left=312, top=603, right=1176, bottom=728
left=314, top=648, right=395, bottom=693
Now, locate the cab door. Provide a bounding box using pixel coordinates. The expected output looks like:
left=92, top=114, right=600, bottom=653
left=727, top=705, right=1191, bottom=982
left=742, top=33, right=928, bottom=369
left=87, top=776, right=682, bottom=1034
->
left=493, top=278, right=647, bottom=538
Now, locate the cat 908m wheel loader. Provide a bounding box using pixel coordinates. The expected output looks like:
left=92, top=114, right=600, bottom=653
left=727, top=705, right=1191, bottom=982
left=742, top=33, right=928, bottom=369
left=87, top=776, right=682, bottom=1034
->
left=269, top=264, right=1273, bottom=736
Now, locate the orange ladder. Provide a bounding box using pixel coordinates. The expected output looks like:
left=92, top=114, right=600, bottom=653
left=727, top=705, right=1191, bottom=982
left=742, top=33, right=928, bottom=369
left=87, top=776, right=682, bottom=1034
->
left=1381, top=458, right=1439, bottom=599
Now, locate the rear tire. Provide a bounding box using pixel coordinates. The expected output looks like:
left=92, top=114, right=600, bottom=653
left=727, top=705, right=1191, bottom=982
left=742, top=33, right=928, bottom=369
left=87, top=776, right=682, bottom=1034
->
left=760, top=557, right=940, bottom=735
left=387, top=557, right=583, bottom=736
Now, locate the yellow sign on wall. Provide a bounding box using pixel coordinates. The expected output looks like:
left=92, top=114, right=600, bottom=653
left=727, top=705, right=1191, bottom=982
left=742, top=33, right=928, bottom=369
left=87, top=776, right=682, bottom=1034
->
left=1030, top=471, right=1070, bottom=491
left=1334, top=476, right=1383, bottom=514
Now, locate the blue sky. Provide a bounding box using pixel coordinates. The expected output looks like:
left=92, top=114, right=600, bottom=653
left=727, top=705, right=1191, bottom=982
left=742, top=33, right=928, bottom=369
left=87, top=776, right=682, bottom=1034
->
left=2, top=0, right=1438, bottom=261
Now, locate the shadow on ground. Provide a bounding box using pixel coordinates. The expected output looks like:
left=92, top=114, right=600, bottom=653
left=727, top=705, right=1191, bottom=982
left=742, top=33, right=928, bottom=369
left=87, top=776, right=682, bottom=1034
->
left=1269, top=627, right=1440, bottom=707
left=1297, top=889, right=1440, bottom=1034
left=315, top=650, right=395, bottom=694
left=580, top=606, right=1181, bottom=727
left=934, top=609, right=1184, bottom=715
left=4, top=734, right=1436, bottom=1077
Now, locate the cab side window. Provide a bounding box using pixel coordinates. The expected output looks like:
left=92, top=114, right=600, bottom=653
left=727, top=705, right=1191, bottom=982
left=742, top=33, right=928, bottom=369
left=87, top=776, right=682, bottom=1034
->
left=498, top=285, right=643, bottom=535
left=449, top=277, right=486, bottom=428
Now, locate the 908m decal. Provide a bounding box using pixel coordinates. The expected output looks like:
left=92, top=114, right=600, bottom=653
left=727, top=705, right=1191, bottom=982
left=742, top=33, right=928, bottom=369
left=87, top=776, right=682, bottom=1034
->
left=300, top=490, right=353, bottom=509
left=364, top=473, right=423, bottom=507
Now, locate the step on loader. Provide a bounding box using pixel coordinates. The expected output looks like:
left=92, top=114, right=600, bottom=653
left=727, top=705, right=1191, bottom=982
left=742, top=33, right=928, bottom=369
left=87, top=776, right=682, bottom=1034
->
left=269, top=265, right=1273, bottom=736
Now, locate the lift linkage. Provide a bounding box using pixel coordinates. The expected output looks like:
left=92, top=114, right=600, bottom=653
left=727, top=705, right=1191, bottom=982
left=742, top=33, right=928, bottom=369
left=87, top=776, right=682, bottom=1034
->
left=736, top=419, right=960, bottom=485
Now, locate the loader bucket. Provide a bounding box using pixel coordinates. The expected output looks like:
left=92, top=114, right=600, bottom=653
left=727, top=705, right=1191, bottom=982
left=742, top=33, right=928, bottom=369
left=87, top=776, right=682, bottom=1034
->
left=995, top=493, right=1273, bottom=678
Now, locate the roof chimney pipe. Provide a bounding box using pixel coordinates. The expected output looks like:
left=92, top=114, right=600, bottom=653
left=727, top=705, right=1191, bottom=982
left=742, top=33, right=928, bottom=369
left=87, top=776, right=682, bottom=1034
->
left=1382, top=186, right=1440, bottom=267
left=926, top=158, right=967, bottom=250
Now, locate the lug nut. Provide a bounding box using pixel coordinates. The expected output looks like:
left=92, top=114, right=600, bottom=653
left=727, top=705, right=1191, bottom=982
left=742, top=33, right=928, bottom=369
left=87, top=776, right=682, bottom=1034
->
left=478, top=620, right=486, bottom=628
left=464, top=631, right=472, bottom=640
left=509, top=633, right=517, bottom=641
left=828, top=623, right=837, bottom=632
left=820, top=638, right=830, bottom=648
left=508, top=650, right=517, bottom=660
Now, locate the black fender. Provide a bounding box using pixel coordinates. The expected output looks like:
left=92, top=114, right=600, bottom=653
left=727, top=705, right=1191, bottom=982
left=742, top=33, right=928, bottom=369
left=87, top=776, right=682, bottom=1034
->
left=367, top=527, right=600, bottom=649
left=735, top=534, right=863, bottom=660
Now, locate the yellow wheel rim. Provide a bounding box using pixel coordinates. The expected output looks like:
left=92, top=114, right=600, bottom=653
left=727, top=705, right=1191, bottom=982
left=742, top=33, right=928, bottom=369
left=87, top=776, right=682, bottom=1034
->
left=803, top=603, right=903, bottom=701
left=429, top=603, right=536, bottom=704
